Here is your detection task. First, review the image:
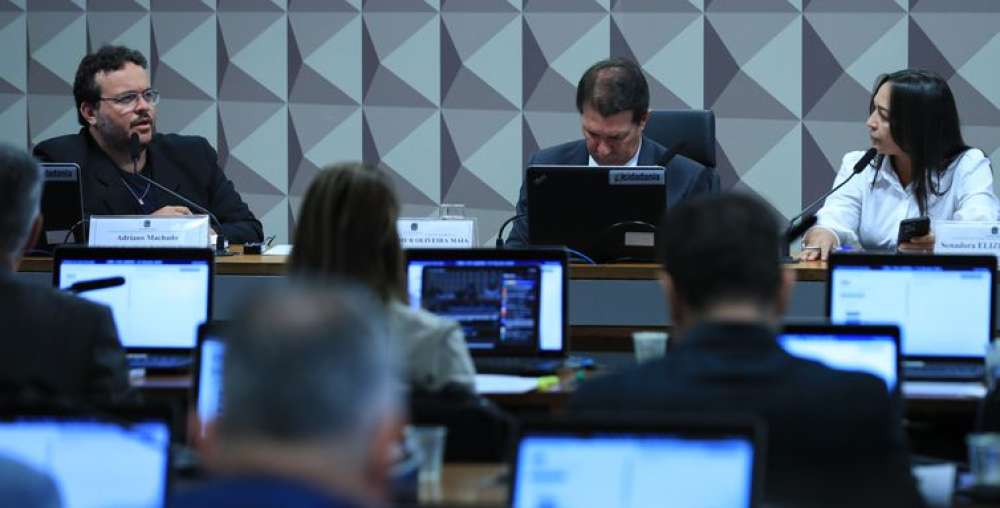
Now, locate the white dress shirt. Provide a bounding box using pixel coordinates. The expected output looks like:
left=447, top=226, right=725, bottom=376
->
left=588, top=139, right=642, bottom=167
left=814, top=148, right=1000, bottom=250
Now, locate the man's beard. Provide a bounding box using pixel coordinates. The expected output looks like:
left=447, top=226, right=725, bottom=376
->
left=94, top=113, right=154, bottom=155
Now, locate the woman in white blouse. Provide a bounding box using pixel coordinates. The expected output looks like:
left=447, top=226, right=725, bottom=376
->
left=800, top=69, right=1000, bottom=260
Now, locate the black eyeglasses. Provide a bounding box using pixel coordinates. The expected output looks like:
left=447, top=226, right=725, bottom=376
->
left=99, top=89, right=160, bottom=108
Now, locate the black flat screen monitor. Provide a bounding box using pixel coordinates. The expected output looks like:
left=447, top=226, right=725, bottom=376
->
left=405, top=248, right=568, bottom=358
left=526, top=165, right=665, bottom=263
left=39, top=163, right=84, bottom=249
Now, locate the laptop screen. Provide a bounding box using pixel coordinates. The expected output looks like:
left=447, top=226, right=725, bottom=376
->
left=828, top=257, right=994, bottom=359
left=55, top=251, right=212, bottom=350
left=406, top=250, right=565, bottom=355
left=779, top=326, right=899, bottom=392
left=512, top=432, right=756, bottom=508
left=0, top=416, right=170, bottom=508
left=196, top=335, right=226, bottom=427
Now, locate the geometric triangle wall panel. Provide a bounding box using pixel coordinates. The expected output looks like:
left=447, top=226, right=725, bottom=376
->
left=7, top=1, right=1000, bottom=241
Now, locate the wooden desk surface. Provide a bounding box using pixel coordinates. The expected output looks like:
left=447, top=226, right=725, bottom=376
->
left=19, top=252, right=829, bottom=280
left=430, top=463, right=998, bottom=507
left=423, top=463, right=507, bottom=506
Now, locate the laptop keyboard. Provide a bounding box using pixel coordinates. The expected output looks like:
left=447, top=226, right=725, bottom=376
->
left=474, top=357, right=564, bottom=377
left=905, top=363, right=984, bottom=381
left=127, top=354, right=193, bottom=371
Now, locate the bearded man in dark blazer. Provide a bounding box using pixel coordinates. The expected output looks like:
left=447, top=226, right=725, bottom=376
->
left=34, top=45, right=262, bottom=244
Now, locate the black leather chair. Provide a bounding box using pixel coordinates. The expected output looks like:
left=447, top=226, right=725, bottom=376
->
left=644, top=109, right=719, bottom=190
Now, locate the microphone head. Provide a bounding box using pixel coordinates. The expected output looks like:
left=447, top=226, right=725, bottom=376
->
left=852, top=147, right=878, bottom=173
left=129, top=133, right=141, bottom=162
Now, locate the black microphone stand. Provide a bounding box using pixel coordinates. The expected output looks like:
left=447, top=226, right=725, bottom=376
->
left=129, top=135, right=234, bottom=256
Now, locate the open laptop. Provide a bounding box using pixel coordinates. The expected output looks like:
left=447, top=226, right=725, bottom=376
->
left=53, top=247, right=214, bottom=371
left=38, top=163, right=85, bottom=251
left=405, top=248, right=568, bottom=376
left=827, top=253, right=996, bottom=381
left=0, top=407, right=171, bottom=508
left=526, top=165, right=666, bottom=263
left=510, top=415, right=764, bottom=508
left=193, top=322, right=228, bottom=433
left=779, top=323, right=901, bottom=397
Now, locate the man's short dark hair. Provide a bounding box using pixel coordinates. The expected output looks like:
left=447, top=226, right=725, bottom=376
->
left=575, top=57, right=649, bottom=124
left=657, top=193, right=783, bottom=311
left=73, top=45, right=148, bottom=127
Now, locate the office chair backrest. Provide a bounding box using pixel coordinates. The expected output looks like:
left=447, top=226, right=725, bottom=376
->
left=644, top=110, right=716, bottom=169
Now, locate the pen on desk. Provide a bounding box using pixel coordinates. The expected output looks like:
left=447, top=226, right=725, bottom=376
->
left=264, top=234, right=276, bottom=248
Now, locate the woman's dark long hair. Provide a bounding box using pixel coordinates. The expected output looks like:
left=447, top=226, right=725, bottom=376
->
left=868, top=69, right=970, bottom=215
left=289, top=162, right=406, bottom=303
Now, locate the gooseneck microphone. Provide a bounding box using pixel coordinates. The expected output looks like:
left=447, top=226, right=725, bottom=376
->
left=782, top=147, right=877, bottom=261
left=129, top=134, right=233, bottom=256
left=66, top=276, right=125, bottom=294
left=787, top=147, right=877, bottom=228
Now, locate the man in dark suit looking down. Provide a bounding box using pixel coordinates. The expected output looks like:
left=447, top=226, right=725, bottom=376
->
left=506, top=57, right=716, bottom=246
left=33, top=45, right=262, bottom=244
left=0, top=143, right=131, bottom=405
left=570, top=193, right=925, bottom=508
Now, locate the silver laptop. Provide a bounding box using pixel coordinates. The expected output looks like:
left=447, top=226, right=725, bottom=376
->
left=827, top=253, right=995, bottom=381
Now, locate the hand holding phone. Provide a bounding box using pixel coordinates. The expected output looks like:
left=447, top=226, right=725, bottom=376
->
left=897, top=216, right=931, bottom=245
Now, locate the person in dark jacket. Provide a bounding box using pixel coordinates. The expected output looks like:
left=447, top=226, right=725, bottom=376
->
left=33, top=45, right=261, bottom=244
left=0, top=143, right=131, bottom=405
left=570, top=193, right=925, bottom=508
left=506, top=57, right=716, bottom=246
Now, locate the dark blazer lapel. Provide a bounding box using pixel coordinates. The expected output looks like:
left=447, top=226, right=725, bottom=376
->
left=81, top=133, right=140, bottom=215
left=567, top=140, right=590, bottom=165
left=636, top=136, right=666, bottom=166
left=144, top=136, right=183, bottom=193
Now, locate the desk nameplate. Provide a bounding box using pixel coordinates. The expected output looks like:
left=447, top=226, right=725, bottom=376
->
left=89, top=215, right=210, bottom=248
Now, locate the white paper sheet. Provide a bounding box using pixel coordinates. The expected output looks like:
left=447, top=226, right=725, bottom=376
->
left=263, top=244, right=293, bottom=256
left=475, top=374, right=538, bottom=394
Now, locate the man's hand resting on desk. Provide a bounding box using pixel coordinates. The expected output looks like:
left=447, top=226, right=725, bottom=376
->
left=152, top=205, right=192, bottom=216
left=798, top=228, right=838, bottom=261
left=897, top=232, right=935, bottom=254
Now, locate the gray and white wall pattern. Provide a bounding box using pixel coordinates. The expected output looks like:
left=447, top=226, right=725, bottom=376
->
left=2, top=0, right=998, bottom=243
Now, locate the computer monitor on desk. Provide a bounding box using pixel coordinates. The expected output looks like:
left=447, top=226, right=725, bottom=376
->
left=826, top=253, right=995, bottom=381
left=526, top=165, right=665, bottom=263
left=511, top=416, right=763, bottom=508
left=53, top=247, right=214, bottom=368
left=405, top=248, right=568, bottom=375
left=38, top=163, right=84, bottom=250
left=779, top=323, right=900, bottom=395
left=0, top=408, right=171, bottom=508
left=194, top=322, right=228, bottom=432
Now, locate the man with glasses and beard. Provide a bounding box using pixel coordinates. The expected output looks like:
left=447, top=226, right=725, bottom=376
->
left=34, top=45, right=262, bottom=244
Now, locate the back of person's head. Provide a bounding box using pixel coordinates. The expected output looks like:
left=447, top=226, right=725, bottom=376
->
left=0, top=143, right=42, bottom=262
left=289, top=162, right=405, bottom=303
left=219, top=283, right=401, bottom=455
left=576, top=57, right=649, bottom=124
left=73, top=45, right=147, bottom=127
left=658, top=193, right=783, bottom=312
left=870, top=69, right=968, bottom=215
